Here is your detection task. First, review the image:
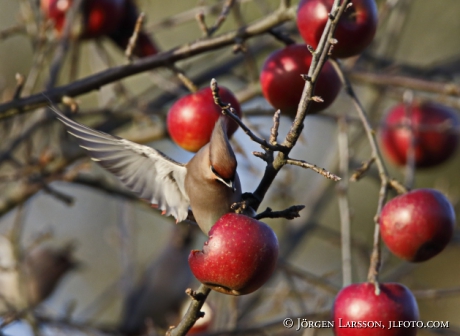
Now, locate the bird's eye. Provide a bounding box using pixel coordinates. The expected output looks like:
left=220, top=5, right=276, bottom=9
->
left=210, top=165, right=225, bottom=180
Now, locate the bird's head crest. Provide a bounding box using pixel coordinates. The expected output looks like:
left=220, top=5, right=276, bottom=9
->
left=209, top=117, right=237, bottom=180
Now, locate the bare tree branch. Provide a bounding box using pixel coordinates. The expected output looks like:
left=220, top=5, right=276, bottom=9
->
left=0, top=5, right=295, bottom=119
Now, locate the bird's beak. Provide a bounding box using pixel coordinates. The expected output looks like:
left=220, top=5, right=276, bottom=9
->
left=216, top=176, right=235, bottom=191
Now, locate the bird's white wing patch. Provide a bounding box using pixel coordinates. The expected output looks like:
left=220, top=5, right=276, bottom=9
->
left=53, top=108, right=190, bottom=223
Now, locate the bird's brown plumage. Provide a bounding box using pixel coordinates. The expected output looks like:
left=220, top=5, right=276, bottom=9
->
left=186, top=118, right=241, bottom=234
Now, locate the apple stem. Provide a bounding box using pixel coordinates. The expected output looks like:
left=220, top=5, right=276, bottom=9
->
left=373, top=282, right=381, bottom=295
left=171, top=66, right=199, bottom=93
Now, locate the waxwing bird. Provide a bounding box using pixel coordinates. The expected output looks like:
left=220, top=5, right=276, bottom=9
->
left=25, top=243, right=77, bottom=307
left=185, top=118, right=241, bottom=233
left=0, top=238, right=77, bottom=311
left=52, top=108, right=241, bottom=234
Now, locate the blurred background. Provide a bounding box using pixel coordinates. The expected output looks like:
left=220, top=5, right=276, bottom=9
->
left=0, top=0, right=459, bottom=335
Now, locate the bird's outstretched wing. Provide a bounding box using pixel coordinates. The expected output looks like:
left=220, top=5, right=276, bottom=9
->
left=52, top=107, right=190, bottom=223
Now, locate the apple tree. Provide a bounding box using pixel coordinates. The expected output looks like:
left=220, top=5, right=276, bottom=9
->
left=0, top=1, right=458, bottom=336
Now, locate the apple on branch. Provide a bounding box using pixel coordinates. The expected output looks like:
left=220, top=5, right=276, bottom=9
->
left=260, top=44, right=341, bottom=117
left=332, top=282, right=419, bottom=336
left=41, top=0, right=125, bottom=38
left=380, top=102, right=460, bottom=168
left=297, top=0, right=378, bottom=58
left=188, top=213, right=279, bottom=296
left=380, top=188, right=455, bottom=262
left=167, top=87, right=242, bottom=153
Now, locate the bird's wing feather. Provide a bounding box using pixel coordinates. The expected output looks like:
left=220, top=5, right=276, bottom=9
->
left=53, top=108, right=190, bottom=223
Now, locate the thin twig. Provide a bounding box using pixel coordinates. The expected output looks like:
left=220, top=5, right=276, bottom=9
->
left=196, top=12, right=209, bottom=36
left=286, top=158, right=341, bottom=181
left=268, top=28, right=296, bottom=45
left=350, top=157, right=376, bottom=182
left=270, top=110, right=281, bottom=145
left=389, top=179, right=407, bottom=194
left=0, top=154, right=84, bottom=217
left=198, top=0, right=236, bottom=37
left=92, top=40, right=132, bottom=101
left=166, top=284, right=211, bottom=336
left=125, top=13, right=145, bottom=62
left=0, top=24, right=26, bottom=41
left=22, top=31, right=54, bottom=96
left=208, top=0, right=236, bottom=36
left=349, top=70, right=460, bottom=97
left=330, top=59, right=407, bottom=195
left=46, top=0, right=84, bottom=89
left=13, top=74, right=25, bottom=100
left=147, top=0, right=253, bottom=31
left=231, top=1, right=259, bottom=82
left=367, top=181, right=388, bottom=287
left=403, top=90, right=416, bottom=189
left=210, top=78, right=286, bottom=152
left=170, top=65, right=199, bottom=93
left=278, top=262, right=340, bottom=294
left=413, top=287, right=460, bottom=300
left=255, top=205, right=305, bottom=220
left=68, top=40, right=80, bottom=82
left=337, top=117, right=352, bottom=286
left=42, top=184, right=74, bottom=205
left=330, top=54, right=411, bottom=290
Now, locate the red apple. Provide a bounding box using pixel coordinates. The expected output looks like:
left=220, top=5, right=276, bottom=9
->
left=297, top=0, right=378, bottom=58
left=380, top=102, right=460, bottom=168
left=167, top=87, right=242, bottom=152
left=332, top=282, right=419, bottom=336
left=260, top=44, right=341, bottom=117
left=41, top=0, right=125, bottom=38
left=380, top=188, right=455, bottom=262
left=107, top=0, right=158, bottom=57
left=188, top=213, right=279, bottom=296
